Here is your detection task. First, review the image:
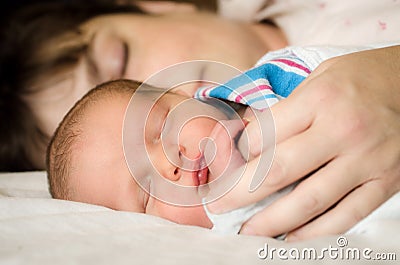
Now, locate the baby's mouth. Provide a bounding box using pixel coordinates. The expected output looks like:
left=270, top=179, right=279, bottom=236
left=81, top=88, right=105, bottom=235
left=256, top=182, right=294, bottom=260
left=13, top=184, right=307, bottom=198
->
left=192, top=155, right=209, bottom=187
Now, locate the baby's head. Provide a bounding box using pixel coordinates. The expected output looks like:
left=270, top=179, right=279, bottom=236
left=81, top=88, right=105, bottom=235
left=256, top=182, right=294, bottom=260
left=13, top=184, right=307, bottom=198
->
left=47, top=79, right=245, bottom=228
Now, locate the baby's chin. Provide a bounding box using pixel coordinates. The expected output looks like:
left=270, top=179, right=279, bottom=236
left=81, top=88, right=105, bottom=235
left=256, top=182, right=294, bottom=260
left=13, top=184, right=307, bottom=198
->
left=175, top=204, right=213, bottom=229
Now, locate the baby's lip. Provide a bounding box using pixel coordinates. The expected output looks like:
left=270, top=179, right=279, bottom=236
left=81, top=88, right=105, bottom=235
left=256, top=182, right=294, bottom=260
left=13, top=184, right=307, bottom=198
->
left=192, top=155, right=209, bottom=187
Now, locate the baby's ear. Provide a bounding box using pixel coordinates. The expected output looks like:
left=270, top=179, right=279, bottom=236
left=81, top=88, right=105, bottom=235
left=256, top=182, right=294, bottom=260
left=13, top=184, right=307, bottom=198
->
left=134, top=1, right=197, bottom=15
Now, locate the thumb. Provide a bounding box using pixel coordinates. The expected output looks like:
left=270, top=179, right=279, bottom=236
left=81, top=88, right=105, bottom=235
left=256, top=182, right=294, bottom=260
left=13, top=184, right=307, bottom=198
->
left=203, top=119, right=247, bottom=179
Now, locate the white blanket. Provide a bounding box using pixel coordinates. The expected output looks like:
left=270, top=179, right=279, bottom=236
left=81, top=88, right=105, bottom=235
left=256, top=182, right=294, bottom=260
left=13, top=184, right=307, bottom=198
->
left=0, top=171, right=399, bottom=264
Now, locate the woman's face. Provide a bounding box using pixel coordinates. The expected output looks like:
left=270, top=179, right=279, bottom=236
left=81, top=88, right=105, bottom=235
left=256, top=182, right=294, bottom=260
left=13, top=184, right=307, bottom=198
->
left=27, top=10, right=272, bottom=168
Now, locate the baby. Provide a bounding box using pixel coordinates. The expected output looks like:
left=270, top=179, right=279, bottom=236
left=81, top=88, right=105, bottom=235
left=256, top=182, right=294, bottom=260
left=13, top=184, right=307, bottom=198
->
left=47, top=45, right=377, bottom=234
left=47, top=78, right=257, bottom=229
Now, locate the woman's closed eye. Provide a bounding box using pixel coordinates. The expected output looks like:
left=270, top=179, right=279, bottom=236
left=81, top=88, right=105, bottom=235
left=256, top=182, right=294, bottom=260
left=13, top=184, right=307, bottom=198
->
left=120, top=41, right=129, bottom=78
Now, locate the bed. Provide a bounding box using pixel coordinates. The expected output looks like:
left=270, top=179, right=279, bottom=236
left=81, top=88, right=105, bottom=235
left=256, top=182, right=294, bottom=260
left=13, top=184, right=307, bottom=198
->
left=0, top=171, right=399, bottom=264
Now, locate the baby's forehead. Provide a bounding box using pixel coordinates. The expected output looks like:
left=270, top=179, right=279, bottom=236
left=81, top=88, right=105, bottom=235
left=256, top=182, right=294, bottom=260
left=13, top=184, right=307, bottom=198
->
left=125, top=87, right=180, bottom=110
left=79, top=82, right=178, bottom=130
left=99, top=83, right=171, bottom=102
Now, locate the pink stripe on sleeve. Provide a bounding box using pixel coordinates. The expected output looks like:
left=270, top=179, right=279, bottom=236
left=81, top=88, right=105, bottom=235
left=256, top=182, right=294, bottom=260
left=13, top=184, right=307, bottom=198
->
left=235, top=84, right=272, bottom=103
left=271, top=59, right=311, bottom=74
left=201, top=86, right=212, bottom=97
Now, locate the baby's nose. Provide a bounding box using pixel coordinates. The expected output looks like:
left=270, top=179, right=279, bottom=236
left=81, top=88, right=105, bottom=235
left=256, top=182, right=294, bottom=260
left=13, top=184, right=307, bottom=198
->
left=180, top=151, right=204, bottom=172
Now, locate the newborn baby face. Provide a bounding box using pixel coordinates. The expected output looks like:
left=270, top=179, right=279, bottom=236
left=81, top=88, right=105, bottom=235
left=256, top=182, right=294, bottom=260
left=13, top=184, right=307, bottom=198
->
left=141, top=90, right=246, bottom=186
left=72, top=87, right=246, bottom=228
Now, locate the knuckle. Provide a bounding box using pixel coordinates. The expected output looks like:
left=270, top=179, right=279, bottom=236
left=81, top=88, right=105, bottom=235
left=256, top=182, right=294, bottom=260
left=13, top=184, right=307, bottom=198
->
left=300, top=190, right=324, bottom=215
left=333, top=111, right=369, bottom=144
left=311, top=58, right=338, bottom=75
left=264, top=156, right=286, bottom=187
left=348, top=207, right=367, bottom=225
left=320, top=56, right=339, bottom=68
left=369, top=180, right=392, bottom=202
left=309, top=80, right=341, bottom=107
left=248, top=134, right=262, bottom=158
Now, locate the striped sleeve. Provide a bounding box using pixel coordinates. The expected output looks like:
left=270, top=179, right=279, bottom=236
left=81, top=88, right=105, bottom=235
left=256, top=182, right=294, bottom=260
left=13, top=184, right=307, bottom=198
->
left=195, top=51, right=311, bottom=110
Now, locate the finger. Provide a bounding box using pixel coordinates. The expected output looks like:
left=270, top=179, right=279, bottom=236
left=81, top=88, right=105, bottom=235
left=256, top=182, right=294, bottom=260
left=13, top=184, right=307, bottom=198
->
left=259, top=118, right=340, bottom=191
left=286, top=178, right=393, bottom=241
left=207, top=122, right=339, bottom=213
left=240, top=155, right=361, bottom=237
left=238, top=72, right=320, bottom=159
left=204, top=119, right=246, bottom=171
left=206, top=72, right=337, bottom=213
left=208, top=119, right=246, bottom=143
left=206, top=153, right=270, bottom=213
left=238, top=108, right=275, bottom=161
left=270, top=67, right=327, bottom=144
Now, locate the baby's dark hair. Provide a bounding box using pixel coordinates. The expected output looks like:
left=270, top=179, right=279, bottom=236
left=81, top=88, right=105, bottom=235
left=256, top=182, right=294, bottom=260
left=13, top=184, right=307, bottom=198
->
left=47, top=79, right=140, bottom=199
left=0, top=1, right=144, bottom=171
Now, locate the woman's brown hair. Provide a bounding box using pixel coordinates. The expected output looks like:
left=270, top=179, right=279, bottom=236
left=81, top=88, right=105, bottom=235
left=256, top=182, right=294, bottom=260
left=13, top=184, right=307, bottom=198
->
left=0, top=1, right=144, bottom=171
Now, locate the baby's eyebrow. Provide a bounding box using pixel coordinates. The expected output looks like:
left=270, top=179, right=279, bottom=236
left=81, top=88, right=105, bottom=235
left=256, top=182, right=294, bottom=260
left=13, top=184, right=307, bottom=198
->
left=138, top=88, right=168, bottom=102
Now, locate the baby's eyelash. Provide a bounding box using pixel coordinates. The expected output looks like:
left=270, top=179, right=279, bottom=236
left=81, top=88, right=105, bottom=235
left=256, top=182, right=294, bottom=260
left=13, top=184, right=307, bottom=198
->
left=158, top=111, right=168, bottom=139
left=159, top=119, right=166, bottom=138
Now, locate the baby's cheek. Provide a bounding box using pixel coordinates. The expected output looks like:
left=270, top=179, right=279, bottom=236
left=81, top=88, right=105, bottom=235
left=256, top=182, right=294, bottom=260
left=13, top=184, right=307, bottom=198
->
left=148, top=200, right=212, bottom=228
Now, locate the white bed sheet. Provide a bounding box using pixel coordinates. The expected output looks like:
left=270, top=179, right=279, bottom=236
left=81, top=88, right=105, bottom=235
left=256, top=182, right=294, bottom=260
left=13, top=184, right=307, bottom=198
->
left=0, top=171, right=399, bottom=265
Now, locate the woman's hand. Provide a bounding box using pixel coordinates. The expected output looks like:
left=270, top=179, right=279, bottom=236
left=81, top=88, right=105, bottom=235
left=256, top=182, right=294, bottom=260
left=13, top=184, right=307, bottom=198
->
left=207, top=46, right=400, bottom=241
